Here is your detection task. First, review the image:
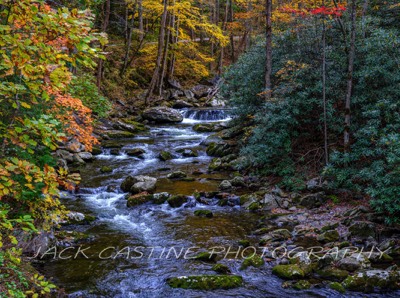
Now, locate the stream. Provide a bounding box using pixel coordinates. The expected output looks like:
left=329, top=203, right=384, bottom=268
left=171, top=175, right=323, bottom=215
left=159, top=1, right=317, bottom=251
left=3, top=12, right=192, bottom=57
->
left=34, top=108, right=394, bottom=298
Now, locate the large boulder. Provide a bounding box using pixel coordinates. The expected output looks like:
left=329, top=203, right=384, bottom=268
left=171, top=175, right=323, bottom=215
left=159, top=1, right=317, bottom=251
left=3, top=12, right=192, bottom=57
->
left=142, top=107, right=183, bottom=123
left=120, top=175, right=157, bottom=194
left=191, top=85, right=210, bottom=99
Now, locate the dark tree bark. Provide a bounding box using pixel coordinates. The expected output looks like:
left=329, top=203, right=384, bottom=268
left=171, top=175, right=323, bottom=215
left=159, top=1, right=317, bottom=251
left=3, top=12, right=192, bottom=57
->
left=344, top=0, right=357, bottom=150
left=145, top=0, right=168, bottom=104
left=96, top=0, right=111, bottom=89
left=264, top=0, right=272, bottom=100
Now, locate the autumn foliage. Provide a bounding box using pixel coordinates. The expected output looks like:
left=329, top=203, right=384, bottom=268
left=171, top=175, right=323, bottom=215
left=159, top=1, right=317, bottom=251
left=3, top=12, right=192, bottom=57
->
left=0, top=0, right=105, bottom=295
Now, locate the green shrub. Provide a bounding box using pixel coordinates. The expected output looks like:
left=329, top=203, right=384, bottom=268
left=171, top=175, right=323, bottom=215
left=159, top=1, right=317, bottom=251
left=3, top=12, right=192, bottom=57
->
left=68, top=74, right=112, bottom=118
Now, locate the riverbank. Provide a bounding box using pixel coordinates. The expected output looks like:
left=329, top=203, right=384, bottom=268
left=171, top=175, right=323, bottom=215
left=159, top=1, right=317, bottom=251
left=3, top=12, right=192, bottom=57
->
left=29, top=105, right=400, bottom=297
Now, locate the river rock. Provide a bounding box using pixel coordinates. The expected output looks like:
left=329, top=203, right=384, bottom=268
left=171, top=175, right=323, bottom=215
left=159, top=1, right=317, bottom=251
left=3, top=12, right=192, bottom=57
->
left=201, top=135, right=223, bottom=146
left=191, top=85, right=210, bottom=98
left=240, top=255, right=265, bottom=270
left=120, top=175, right=157, bottom=194
left=127, top=192, right=153, bottom=207
left=316, top=267, right=349, bottom=281
left=194, top=209, right=213, bottom=218
left=77, top=152, right=94, bottom=161
left=342, top=270, right=400, bottom=291
left=338, top=254, right=370, bottom=272
left=65, top=139, right=85, bottom=153
left=193, top=123, right=217, bottom=132
left=173, top=100, right=193, bottom=109
left=219, top=180, right=232, bottom=190
left=317, top=230, right=340, bottom=243
left=297, top=192, right=326, bottom=209
left=230, top=176, right=246, bottom=187
left=56, top=149, right=74, bottom=163
left=212, top=264, right=231, bottom=274
left=159, top=150, right=174, bottom=161
left=349, top=221, right=376, bottom=238
left=167, top=275, right=243, bottom=290
left=142, top=107, right=183, bottom=123
left=125, top=148, right=145, bottom=157
left=177, top=148, right=198, bottom=157
left=167, top=195, right=187, bottom=208
left=152, top=192, right=170, bottom=204
left=272, top=264, right=306, bottom=279
left=167, top=171, right=187, bottom=179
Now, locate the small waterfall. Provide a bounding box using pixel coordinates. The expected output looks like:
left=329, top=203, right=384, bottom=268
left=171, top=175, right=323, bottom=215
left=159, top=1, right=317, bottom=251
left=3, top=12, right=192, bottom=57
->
left=180, top=108, right=231, bottom=121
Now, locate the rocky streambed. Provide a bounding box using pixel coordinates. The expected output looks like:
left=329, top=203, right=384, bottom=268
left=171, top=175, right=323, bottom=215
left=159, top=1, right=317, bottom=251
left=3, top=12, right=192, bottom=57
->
left=33, top=108, right=400, bottom=297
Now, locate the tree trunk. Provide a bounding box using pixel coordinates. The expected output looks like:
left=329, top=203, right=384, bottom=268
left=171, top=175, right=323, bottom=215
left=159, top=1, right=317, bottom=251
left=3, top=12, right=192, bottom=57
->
left=121, top=1, right=137, bottom=76
left=96, top=0, right=111, bottom=89
left=344, top=0, right=357, bottom=150
left=264, top=0, right=272, bottom=100
left=158, top=12, right=171, bottom=96
left=322, top=0, right=328, bottom=165
left=145, top=0, right=168, bottom=104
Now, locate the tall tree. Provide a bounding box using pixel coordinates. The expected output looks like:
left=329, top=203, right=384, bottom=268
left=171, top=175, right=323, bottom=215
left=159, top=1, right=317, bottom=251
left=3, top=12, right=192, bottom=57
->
left=145, top=0, right=168, bottom=103
left=265, top=0, right=272, bottom=100
left=344, top=0, right=356, bottom=150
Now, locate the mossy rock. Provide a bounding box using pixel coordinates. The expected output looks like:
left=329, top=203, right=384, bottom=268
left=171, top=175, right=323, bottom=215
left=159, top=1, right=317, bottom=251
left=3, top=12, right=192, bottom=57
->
left=166, top=275, right=243, bottom=290
left=182, top=177, right=195, bottom=182
left=329, top=282, right=346, bottom=294
left=240, top=255, right=265, bottom=270
left=321, top=222, right=339, bottom=232
left=100, top=166, right=112, bottom=173
left=317, top=230, right=340, bottom=243
left=293, top=280, right=311, bottom=290
left=212, top=264, right=231, bottom=274
left=91, top=146, right=102, bottom=155
left=238, top=239, right=250, bottom=248
left=152, top=192, right=170, bottom=204
left=193, top=123, right=216, bottom=132
left=159, top=150, right=173, bottom=161
left=125, top=148, right=145, bottom=157
left=167, top=171, right=187, bottom=179
left=248, top=202, right=261, bottom=211
left=127, top=193, right=153, bottom=207
left=316, top=268, right=349, bottom=281
left=102, top=141, right=123, bottom=148
left=103, top=130, right=135, bottom=139
left=120, top=119, right=148, bottom=132
left=341, top=275, right=366, bottom=291
left=272, top=264, right=305, bottom=279
left=208, top=158, right=222, bottom=171
left=167, top=195, right=187, bottom=208
left=194, top=210, right=213, bottom=218
left=194, top=252, right=218, bottom=262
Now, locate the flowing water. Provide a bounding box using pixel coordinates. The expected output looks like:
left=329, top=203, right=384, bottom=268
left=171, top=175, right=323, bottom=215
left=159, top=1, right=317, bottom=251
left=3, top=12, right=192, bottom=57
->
left=34, top=109, right=397, bottom=298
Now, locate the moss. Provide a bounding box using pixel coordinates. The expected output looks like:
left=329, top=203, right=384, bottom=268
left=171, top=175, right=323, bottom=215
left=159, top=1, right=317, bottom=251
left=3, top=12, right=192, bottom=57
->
left=293, top=280, right=311, bottom=290
left=240, top=255, right=265, bottom=270
left=329, top=282, right=346, bottom=293
left=317, top=230, right=340, bottom=243
left=342, top=275, right=366, bottom=291
left=120, top=119, right=148, bottom=132
left=167, top=171, right=187, bottom=179
left=100, top=166, right=112, bottom=173
left=127, top=193, right=153, bottom=207
left=194, top=210, right=213, bottom=218
left=194, top=252, right=218, bottom=262
left=159, top=150, right=173, bottom=161
left=103, top=130, right=135, bottom=139
left=212, top=264, right=231, bottom=274
left=238, top=239, right=250, bottom=248
left=152, top=192, right=170, bottom=204
left=167, top=195, right=187, bottom=208
left=166, top=275, right=243, bottom=290
left=91, top=146, right=102, bottom=155
left=182, top=177, right=195, bottom=182
left=316, top=268, right=349, bottom=281
left=248, top=202, right=261, bottom=211
left=272, top=265, right=305, bottom=279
